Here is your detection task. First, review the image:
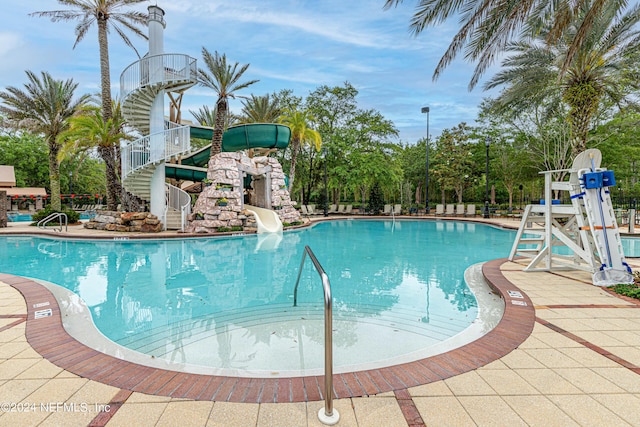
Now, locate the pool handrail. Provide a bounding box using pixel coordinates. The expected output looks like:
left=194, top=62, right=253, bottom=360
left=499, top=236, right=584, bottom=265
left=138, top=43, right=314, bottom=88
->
left=37, top=212, right=68, bottom=232
left=293, top=245, right=340, bottom=425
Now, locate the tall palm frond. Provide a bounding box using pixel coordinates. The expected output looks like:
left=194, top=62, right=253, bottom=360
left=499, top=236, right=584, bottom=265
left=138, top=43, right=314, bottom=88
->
left=384, top=0, right=627, bottom=90
left=31, top=0, right=148, bottom=210
left=278, top=108, right=322, bottom=192
left=0, top=70, right=90, bottom=209
left=189, top=105, right=217, bottom=127
left=485, top=1, right=640, bottom=157
left=197, top=47, right=259, bottom=158
left=238, top=94, right=282, bottom=124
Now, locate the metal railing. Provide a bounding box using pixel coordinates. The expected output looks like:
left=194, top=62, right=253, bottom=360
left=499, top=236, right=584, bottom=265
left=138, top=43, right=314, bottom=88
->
left=121, top=121, right=191, bottom=179
left=165, top=183, right=191, bottom=231
left=37, top=212, right=68, bottom=232
left=293, top=246, right=340, bottom=425
left=120, top=53, right=197, bottom=100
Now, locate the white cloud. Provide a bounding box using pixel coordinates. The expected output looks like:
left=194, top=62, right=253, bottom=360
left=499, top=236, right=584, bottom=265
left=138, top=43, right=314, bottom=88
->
left=1, top=0, right=502, bottom=143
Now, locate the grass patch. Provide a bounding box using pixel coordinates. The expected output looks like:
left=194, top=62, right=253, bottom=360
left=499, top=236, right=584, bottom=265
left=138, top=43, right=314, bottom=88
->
left=217, top=226, right=243, bottom=232
left=283, top=221, right=303, bottom=227
left=608, top=271, right=640, bottom=300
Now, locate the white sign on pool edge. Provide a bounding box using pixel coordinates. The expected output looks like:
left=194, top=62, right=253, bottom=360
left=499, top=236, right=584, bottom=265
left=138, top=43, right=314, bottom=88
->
left=34, top=309, right=52, bottom=319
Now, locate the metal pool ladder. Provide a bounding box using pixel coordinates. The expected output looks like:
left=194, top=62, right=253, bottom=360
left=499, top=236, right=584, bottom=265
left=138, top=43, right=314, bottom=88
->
left=293, top=245, right=340, bottom=425
left=37, top=212, right=68, bottom=232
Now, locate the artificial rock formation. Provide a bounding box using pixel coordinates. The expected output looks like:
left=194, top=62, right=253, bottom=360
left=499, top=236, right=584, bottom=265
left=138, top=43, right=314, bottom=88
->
left=84, top=211, right=163, bottom=232
left=186, top=152, right=300, bottom=233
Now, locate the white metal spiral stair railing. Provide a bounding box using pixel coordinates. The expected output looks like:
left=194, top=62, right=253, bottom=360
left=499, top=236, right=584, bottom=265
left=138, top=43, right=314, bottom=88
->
left=120, top=53, right=196, bottom=230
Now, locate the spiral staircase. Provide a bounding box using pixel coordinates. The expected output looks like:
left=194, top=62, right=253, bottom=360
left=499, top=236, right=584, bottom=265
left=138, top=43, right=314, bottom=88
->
left=120, top=53, right=197, bottom=230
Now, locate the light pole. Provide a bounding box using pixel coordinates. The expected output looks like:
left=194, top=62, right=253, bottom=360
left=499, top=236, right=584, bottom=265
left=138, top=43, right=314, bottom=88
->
left=484, top=136, right=491, bottom=218
left=421, top=106, right=430, bottom=214
left=323, top=147, right=328, bottom=217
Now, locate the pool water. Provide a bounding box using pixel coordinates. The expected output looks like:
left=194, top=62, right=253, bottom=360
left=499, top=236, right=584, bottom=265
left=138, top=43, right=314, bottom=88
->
left=7, top=212, right=96, bottom=222
left=0, top=220, right=515, bottom=375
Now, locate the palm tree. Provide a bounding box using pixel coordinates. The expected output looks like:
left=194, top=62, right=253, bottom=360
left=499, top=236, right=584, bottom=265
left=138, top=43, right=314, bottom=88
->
left=197, top=48, right=259, bottom=159
left=31, top=0, right=148, bottom=210
left=384, top=0, right=625, bottom=90
left=0, top=71, right=89, bottom=210
left=278, top=108, right=322, bottom=193
left=58, top=101, right=141, bottom=211
left=238, top=94, right=282, bottom=124
left=189, top=105, right=217, bottom=127
left=485, top=1, right=640, bottom=157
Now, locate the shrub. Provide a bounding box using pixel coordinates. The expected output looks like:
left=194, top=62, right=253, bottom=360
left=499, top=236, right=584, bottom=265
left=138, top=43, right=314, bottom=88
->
left=367, top=182, right=385, bottom=215
left=217, top=226, right=243, bottom=232
left=31, top=206, right=80, bottom=225
left=608, top=271, right=640, bottom=300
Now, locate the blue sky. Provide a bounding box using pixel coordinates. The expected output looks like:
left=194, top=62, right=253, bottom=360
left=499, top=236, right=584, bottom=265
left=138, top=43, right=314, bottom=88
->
left=1, top=0, right=500, bottom=143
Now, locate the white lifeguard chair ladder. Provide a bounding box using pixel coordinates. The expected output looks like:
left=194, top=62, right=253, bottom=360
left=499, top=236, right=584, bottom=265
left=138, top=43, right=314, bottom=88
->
left=509, top=149, right=633, bottom=285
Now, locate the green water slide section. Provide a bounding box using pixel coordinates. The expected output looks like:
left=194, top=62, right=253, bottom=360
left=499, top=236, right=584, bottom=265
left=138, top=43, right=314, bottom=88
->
left=221, top=123, right=291, bottom=152
left=167, top=123, right=291, bottom=183
left=181, top=123, right=291, bottom=169
left=165, top=164, right=207, bottom=182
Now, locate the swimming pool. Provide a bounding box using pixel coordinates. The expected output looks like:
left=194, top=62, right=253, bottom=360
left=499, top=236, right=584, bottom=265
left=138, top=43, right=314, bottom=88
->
left=7, top=212, right=96, bottom=222
left=0, top=220, right=513, bottom=376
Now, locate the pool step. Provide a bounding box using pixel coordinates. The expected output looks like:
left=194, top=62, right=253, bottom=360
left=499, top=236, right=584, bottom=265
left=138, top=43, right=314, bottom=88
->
left=115, top=302, right=473, bottom=359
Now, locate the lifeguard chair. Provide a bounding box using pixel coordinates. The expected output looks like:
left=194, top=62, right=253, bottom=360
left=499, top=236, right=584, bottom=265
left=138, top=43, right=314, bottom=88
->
left=509, top=149, right=633, bottom=286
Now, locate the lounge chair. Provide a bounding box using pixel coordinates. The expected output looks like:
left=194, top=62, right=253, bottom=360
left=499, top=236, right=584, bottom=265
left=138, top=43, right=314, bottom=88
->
left=307, top=204, right=317, bottom=215
left=393, top=204, right=401, bottom=215
left=337, top=204, right=346, bottom=214
left=456, top=204, right=465, bottom=216
left=435, top=204, right=445, bottom=216
left=300, top=205, right=309, bottom=216
left=328, top=204, right=337, bottom=214
left=345, top=205, right=353, bottom=214
left=383, top=204, right=392, bottom=215
left=465, top=204, right=476, bottom=217
left=445, top=204, right=455, bottom=216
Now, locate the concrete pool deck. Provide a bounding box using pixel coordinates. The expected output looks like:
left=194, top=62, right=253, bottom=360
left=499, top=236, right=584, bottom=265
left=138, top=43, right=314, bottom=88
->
left=1, top=217, right=640, bottom=426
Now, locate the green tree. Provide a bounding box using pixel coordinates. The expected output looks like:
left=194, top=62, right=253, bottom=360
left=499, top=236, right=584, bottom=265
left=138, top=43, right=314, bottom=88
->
left=189, top=105, right=217, bottom=127
left=278, top=108, right=322, bottom=193
left=400, top=140, right=428, bottom=205
left=492, top=139, right=534, bottom=210
left=304, top=83, right=400, bottom=206
left=238, top=94, right=282, bottom=124
left=32, top=0, right=148, bottom=210
left=197, top=48, right=259, bottom=158
left=367, top=181, right=385, bottom=214
left=485, top=2, right=640, bottom=157
left=384, top=0, right=624, bottom=89
left=0, top=132, right=49, bottom=189
left=592, top=110, right=640, bottom=198
left=431, top=124, right=475, bottom=204
left=58, top=102, right=138, bottom=208
left=0, top=71, right=89, bottom=210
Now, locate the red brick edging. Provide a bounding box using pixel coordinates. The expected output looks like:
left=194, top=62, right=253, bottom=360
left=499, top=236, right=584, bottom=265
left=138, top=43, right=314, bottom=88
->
left=0, top=258, right=534, bottom=402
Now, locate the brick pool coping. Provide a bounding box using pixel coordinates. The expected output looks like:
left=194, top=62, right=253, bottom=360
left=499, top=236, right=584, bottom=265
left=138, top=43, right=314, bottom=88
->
left=0, top=258, right=534, bottom=403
